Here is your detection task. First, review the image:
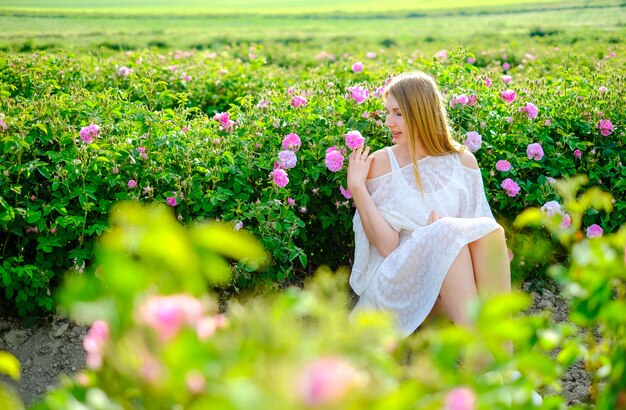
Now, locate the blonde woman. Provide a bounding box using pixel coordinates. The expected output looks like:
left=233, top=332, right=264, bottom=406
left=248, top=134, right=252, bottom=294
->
left=347, top=72, right=511, bottom=337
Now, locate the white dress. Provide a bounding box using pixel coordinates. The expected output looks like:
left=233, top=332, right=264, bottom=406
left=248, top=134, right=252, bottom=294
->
left=350, top=147, right=501, bottom=337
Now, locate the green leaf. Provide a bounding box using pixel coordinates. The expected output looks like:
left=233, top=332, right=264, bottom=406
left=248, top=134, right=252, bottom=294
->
left=514, top=208, right=545, bottom=228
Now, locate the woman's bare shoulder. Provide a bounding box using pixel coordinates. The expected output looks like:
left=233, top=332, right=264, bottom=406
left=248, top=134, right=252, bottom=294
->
left=367, top=148, right=392, bottom=180
left=457, top=148, right=479, bottom=170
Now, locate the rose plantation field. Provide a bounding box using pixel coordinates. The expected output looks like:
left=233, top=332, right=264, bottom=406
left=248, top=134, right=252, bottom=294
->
left=1, top=1, right=626, bottom=409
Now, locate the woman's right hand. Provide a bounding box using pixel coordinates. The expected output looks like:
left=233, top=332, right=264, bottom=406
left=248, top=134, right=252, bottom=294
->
left=347, top=145, right=374, bottom=193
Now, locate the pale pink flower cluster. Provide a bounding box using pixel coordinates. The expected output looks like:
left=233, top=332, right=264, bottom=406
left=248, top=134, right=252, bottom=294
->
left=79, top=124, right=100, bottom=144
left=271, top=133, right=301, bottom=187
left=500, top=89, right=516, bottom=104
left=346, top=85, right=369, bottom=104
left=344, top=130, right=364, bottom=150
left=325, top=146, right=345, bottom=172
left=445, top=387, right=476, bottom=410
left=586, top=224, right=603, bottom=238
left=213, top=112, right=234, bottom=132
left=83, top=320, right=110, bottom=369
left=278, top=150, right=297, bottom=169
left=495, top=159, right=511, bottom=172
left=434, top=49, right=448, bottom=61
left=450, top=94, right=477, bottom=108
left=137, top=146, right=147, bottom=159
left=501, top=75, right=512, bottom=84
left=596, top=119, right=614, bottom=136
left=501, top=178, right=521, bottom=197
left=296, top=357, right=362, bottom=407
left=520, top=102, right=539, bottom=119
left=464, top=131, right=482, bottom=153
left=526, top=143, right=544, bottom=160
left=541, top=200, right=571, bottom=228
left=366, top=52, right=377, bottom=59
left=256, top=99, right=270, bottom=109
left=117, top=66, right=133, bottom=77
left=351, top=61, right=364, bottom=73
left=137, top=294, right=212, bottom=342
left=291, top=95, right=307, bottom=108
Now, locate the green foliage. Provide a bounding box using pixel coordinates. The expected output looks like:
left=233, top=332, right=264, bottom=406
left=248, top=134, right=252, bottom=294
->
left=0, top=42, right=624, bottom=315
left=34, top=202, right=563, bottom=409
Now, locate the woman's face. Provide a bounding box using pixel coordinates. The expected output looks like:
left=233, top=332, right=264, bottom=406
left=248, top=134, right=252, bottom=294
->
left=384, top=94, right=407, bottom=144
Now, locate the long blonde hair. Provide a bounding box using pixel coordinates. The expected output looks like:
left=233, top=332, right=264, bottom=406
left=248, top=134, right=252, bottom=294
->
left=383, top=72, right=460, bottom=191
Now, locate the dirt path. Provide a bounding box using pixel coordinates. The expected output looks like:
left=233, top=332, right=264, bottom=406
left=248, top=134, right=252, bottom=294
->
left=0, top=287, right=590, bottom=407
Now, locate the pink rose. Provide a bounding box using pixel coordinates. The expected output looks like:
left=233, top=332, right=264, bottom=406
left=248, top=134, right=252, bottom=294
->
left=574, top=149, right=582, bottom=158
left=128, top=179, right=137, bottom=188
left=501, top=178, right=521, bottom=197
left=596, top=119, right=614, bottom=136
left=586, top=224, right=603, bottom=238
left=291, top=95, right=307, bottom=108
left=79, top=124, right=100, bottom=144
left=278, top=150, right=297, bottom=169
left=137, top=294, right=204, bottom=342
left=500, top=89, right=516, bottom=104
left=434, top=49, right=448, bottom=61
left=484, top=76, right=492, bottom=87
left=213, top=112, right=234, bottom=132
left=526, top=143, right=544, bottom=160
left=340, top=186, right=352, bottom=199
left=495, top=160, right=511, bottom=172
left=166, top=196, right=178, bottom=206
left=282, top=133, right=302, bottom=151
left=344, top=130, right=365, bottom=150
left=520, top=102, right=538, bottom=119
left=83, top=320, right=109, bottom=369
left=346, top=86, right=369, bottom=104
left=351, top=62, right=364, bottom=73
left=445, top=387, right=476, bottom=410
left=501, top=75, right=512, bottom=84
left=271, top=168, right=289, bottom=187
left=287, top=197, right=296, bottom=206
left=296, top=357, right=361, bottom=407
left=463, top=131, right=482, bottom=153
left=325, top=149, right=345, bottom=172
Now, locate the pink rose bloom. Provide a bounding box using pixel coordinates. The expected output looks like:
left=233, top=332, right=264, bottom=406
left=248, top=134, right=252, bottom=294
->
left=271, top=168, right=289, bottom=187
left=450, top=94, right=469, bottom=108
left=351, top=61, right=364, bottom=73
left=445, top=387, right=476, bottom=410
left=561, top=213, right=571, bottom=229
left=83, top=320, right=110, bottom=370
left=282, top=133, right=302, bottom=151
left=434, top=50, right=448, bottom=61
left=574, top=149, right=582, bottom=158
left=186, top=371, right=206, bottom=394
left=464, top=131, right=482, bottom=153
left=467, top=57, right=475, bottom=64
left=0, top=118, right=7, bottom=131
left=256, top=99, right=270, bottom=108
left=541, top=201, right=563, bottom=217
left=346, top=85, right=369, bottom=104
left=213, top=112, right=234, bottom=132
left=325, top=149, right=345, bottom=172
left=545, top=119, right=551, bottom=126
left=596, top=119, right=614, bottom=136
left=484, top=76, right=492, bottom=87
left=117, top=66, right=133, bottom=77
left=296, top=357, right=360, bottom=407
left=287, top=197, right=296, bottom=206
left=344, top=130, right=365, bottom=150
left=340, top=186, right=352, bottom=199
left=502, top=62, right=511, bottom=71
left=507, top=116, right=514, bottom=124
left=495, top=160, right=511, bottom=172
left=300, top=207, right=307, bottom=213
left=128, top=179, right=137, bottom=188
left=500, top=89, right=516, bottom=104
left=501, top=75, right=512, bottom=84
left=366, top=52, right=376, bottom=58
left=520, top=102, right=539, bottom=119
left=501, top=178, right=521, bottom=197
left=166, top=196, right=178, bottom=206
left=137, top=146, right=147, bottom=159
left=586, top=224, right=603, bottom=238
left=278, top=150, right=297, bottom=169
left=526, top=143, right=544, bottom=160
left=137, top=294, right=204, bottom=342
left=467, top=95, right=478, bottom=106
left=291, top=95, right=307, bottom=108
left=598, top=86, right=608, bottom=93
left=79, top=124, right=100, bottom=144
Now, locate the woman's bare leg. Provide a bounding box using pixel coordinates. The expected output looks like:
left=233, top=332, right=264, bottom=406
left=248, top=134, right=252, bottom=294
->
left=439, top=245, right=479, bottom=326
left=468, top=228, right=511, bottom=298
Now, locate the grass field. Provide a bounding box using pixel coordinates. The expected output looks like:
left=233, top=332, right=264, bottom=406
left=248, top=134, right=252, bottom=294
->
left=0, top=0, right=624, bottom=51
left=0, top=0, right=578, bottom=15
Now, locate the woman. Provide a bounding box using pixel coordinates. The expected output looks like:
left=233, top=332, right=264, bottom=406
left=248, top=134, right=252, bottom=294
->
left=347, top=71, right=511, bottom=337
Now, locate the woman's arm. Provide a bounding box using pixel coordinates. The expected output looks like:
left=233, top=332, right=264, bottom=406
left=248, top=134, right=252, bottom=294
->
left=347, top=146, right=400, bottom=257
